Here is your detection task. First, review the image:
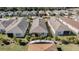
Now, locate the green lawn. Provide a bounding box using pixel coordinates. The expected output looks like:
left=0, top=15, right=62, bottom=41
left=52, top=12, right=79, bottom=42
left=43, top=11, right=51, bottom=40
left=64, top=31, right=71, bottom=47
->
left=60, top=44, right=79, bottom=51
left=0, top=34, right=79, bottom=51
left=0, top=43, right=28, bottom=51
left=0, top=43, right=79, bottom=51
left=57, top=36, right=76, bottom=40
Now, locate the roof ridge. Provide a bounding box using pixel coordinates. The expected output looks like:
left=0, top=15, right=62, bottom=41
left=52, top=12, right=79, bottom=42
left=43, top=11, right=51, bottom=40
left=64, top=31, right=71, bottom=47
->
left=6, top=18, right=22, bottom=32
left=39, top=19, right=47, bottom=31
left=18, top=20, right=29, bottom=33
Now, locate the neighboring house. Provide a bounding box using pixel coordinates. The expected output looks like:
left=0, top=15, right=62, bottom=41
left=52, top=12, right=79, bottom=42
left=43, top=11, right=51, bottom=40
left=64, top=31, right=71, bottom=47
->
left=46, top=10, right=53, bottom=16
left=13, top=12, right=18, bottom=16
left=21, top=11, right=28, bottom=16
left=7, top=11, right=14, bottom=17
left=47, top=17, right=72, bottom=36
left=70, top=15, right=79, bottom=22
left=0, top=17, right=29, bottom=37
left=29, top=17, right=48, bottom=36
left=28, top=40, right=57, bottom=51
left=13, top=11, right=22, bottom=16
left=0, top=13, right=2, bottom=18
left=0, top=12, right=6, bottom=18
left=75, top=16, right=79, bottom=22
left=59, top=16, right=79, bottom=35
left=53, top=10, right=60, bottom=15
left=38, top=10, right=46, bottom=17
left=6, top=17, right=29, bottom=37
left=27, top=11, right=37, bottom=16
left=0, top=18, right=14, bottom=33
left=30, top=10, right=37, bottom=16
left=0, top=21, right=5, bottom=33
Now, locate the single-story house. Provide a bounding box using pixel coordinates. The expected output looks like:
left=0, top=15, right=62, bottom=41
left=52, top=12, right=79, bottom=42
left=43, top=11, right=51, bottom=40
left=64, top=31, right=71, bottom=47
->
left=21, top=11, right=28, bottom=16
left=27, top=40, right=57, bottom=51
left=26, top=11, right=37, bottom=16
left=0, top=21, right=5, bottom=33
left=38, top=10, right=46, bottom=17
left=5, top=17, right=29, bottom=37
left=0, top=18, right=14, bottom=33
left=46, top=10, right=55, bottom=16
left=69, top=15, right=79, bottom=22
left=47, top=17, right=72, bottom=36
left=59, top=16, right=79, bottom=35
left=0, top=12, right=6, bottom=18
left=13, top=11, right=22, bottom=16
left=7, top=11, right=14, bottom=17
left=29, top=17, right=48, bottom=36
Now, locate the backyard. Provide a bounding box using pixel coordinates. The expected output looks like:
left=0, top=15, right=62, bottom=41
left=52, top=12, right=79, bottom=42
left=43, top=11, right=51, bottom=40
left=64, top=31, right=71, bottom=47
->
left=0, top=33, right=79, bottom=51
left=60, top=44, right=79, bottom=51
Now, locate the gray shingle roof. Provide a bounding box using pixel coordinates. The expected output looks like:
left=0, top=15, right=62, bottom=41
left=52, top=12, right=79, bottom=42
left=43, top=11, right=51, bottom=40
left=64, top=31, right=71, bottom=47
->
left=1, top=17, right=29, bottom=34
left=18, top=19, right=29, bottom=33
left=1, top=19, right=14, bottom=28
left=30, top=17, right=48, bottom=33
left=48, top=17, right=69, bottom=32
left=48, top=18, right=61, bottom=31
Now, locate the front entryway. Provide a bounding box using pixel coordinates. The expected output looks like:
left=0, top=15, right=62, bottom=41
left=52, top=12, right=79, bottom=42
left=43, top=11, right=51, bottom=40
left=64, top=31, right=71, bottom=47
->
left=63, top=31, right=70, bottom=35
left=7, top=33, right=13, bottom=38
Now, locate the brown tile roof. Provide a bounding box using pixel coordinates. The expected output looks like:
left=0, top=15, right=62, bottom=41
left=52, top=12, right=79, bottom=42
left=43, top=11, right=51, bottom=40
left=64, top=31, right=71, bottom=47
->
left=61, top=17, right=79, bottom=30
left=28, top=44, right=57, bottom=51
left=48, top=17, right=70, bottom=32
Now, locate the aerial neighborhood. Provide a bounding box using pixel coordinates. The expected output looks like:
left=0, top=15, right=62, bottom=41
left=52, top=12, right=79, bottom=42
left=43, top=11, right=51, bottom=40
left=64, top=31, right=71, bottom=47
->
left=0, top=7, right=79, bottom=51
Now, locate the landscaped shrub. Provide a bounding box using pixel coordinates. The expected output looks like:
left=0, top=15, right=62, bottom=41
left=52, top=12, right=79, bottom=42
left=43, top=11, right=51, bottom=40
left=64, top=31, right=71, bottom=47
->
left=19, top=41, right=27, bottom=46
left=30, top=37, right=36, bottom=41
left=57, top=47, right=62, bottom=51
left=62, top=40, right=69, bottom=44
left=2, top=39, right=10, bottom=45
left=55, top=36, right=60, bottom=41
left=13, top=37, right=22, bottom=45
left=30, top=37, right=44, bottom=41
left=73, top=38, right=79, bottom=44
left=68, top=37, right=75, bottom=40
left=0, top=34, right=4, bottom=40
left=26, top=36, right=31, bottom=42
left=1, top=43, right=4, bottom=46
left=19, top=39, right=28, bottom=46
left=46, top=37, right=52, bottom=40
left=77, top=41, right=79, bottom=44
left=67, top=36, right=76, bottom=43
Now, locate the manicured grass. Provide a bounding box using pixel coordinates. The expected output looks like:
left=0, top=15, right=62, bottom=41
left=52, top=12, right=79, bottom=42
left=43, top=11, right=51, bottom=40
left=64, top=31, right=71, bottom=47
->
left=0, top=33, right=79, bottom=51
left=0, top=34, right=28, bottom=51
left=0, top=43, right=28, bottom=51
left=60, top=44, right=79, bottom=51
left=57, top=36, right=76, bottom=40
left=5, top=16, right=12, bottom=19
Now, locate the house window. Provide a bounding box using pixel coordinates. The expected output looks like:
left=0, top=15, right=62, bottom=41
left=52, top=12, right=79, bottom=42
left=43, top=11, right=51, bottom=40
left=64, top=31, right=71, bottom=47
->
left=0, top=29, right=5, bottom=33
left=16, top=33, right=21, bottom=36
left=63, top=31, right=70, bottom=35
left=58, top=32, right=63, bottom=35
